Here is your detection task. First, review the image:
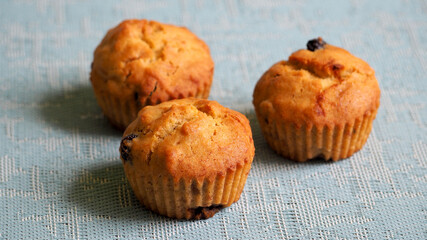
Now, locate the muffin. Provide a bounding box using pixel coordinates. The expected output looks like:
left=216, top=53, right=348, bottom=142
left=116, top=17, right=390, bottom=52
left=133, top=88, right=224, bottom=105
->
left=90, top=19, right=214, bottom=130
left=120, top=98, right=255, bottom=219
left=253, top=38, right=380, bottom=162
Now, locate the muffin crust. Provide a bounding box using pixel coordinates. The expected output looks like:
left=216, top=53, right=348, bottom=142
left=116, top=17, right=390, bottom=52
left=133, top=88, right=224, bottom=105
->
left=253, top=44, right=380, bottom=128
left=120, top=98, right=255, bottom=219
left=91, top=20, right=214, bottom=129
left=253, top=39, right=380, bottom=161
left=122, top=98, right=254, bottom=181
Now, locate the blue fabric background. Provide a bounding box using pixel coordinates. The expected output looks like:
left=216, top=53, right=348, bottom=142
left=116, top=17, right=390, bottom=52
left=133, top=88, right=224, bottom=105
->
left=0, top=0, right=426, bottom=239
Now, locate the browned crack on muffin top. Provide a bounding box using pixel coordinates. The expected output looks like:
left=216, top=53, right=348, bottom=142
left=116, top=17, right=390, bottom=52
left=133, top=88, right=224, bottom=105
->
left=286, top=56, right=359, bottom=82
left=128, top=101, right=230, bottom=166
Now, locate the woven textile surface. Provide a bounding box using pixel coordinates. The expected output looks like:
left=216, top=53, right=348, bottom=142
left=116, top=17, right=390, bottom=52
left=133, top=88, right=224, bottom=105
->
left=1, top=0, right=426, bottom=239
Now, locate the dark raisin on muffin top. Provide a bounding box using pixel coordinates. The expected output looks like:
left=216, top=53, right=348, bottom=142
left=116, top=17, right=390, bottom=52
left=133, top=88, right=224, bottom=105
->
left=307, top=37, right=327, bottom=51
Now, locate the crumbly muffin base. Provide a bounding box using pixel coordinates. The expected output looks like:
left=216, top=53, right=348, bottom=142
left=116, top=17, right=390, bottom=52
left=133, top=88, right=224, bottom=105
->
left=128, top=162, right=252, bottom=219
left=258, top=110, right=378, bottom=162
left=93, top=90, right=139, bottom=131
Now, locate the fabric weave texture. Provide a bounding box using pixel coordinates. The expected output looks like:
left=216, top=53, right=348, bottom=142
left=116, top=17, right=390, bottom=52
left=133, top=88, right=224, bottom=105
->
left=0, top=0, right=426, bottom=239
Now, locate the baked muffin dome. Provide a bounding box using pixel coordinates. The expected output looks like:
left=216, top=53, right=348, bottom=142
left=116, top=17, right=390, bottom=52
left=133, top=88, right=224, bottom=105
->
left=253, top=38, right=380, bottom=162
left=120, top=98, right=255, bottom=219
left=91, top=19, right=214, bottom=130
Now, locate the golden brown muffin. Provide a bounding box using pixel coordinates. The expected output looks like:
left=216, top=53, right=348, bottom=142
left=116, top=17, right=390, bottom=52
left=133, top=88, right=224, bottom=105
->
left=253, top=38, right=380, bottom=162
left=91, top=19, right=214, bottom=130
left=120, top=98, right=255, bottom=219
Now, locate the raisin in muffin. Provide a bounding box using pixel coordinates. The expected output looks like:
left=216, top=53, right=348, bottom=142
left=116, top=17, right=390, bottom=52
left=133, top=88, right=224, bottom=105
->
left=253, top=38, right=380, bottom=162
left=120, top=98, right=255, bottom=219
left=91, top=20, right=214, bottom=130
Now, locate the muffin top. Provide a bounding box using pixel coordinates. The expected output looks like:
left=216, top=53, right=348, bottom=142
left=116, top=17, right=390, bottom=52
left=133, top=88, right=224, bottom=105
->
left=91, top=19, right=214, bottom=105
left=120, top=98, right=255, bottom=182
left=253, top=38, right=380, bottom=127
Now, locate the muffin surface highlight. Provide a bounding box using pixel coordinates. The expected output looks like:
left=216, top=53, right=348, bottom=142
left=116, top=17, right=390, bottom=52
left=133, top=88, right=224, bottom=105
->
left=120, top=98, right=255, bottom=219
left=253, top=38, right=380, bottom=162
left=91, top=19, right=214, bottom=130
